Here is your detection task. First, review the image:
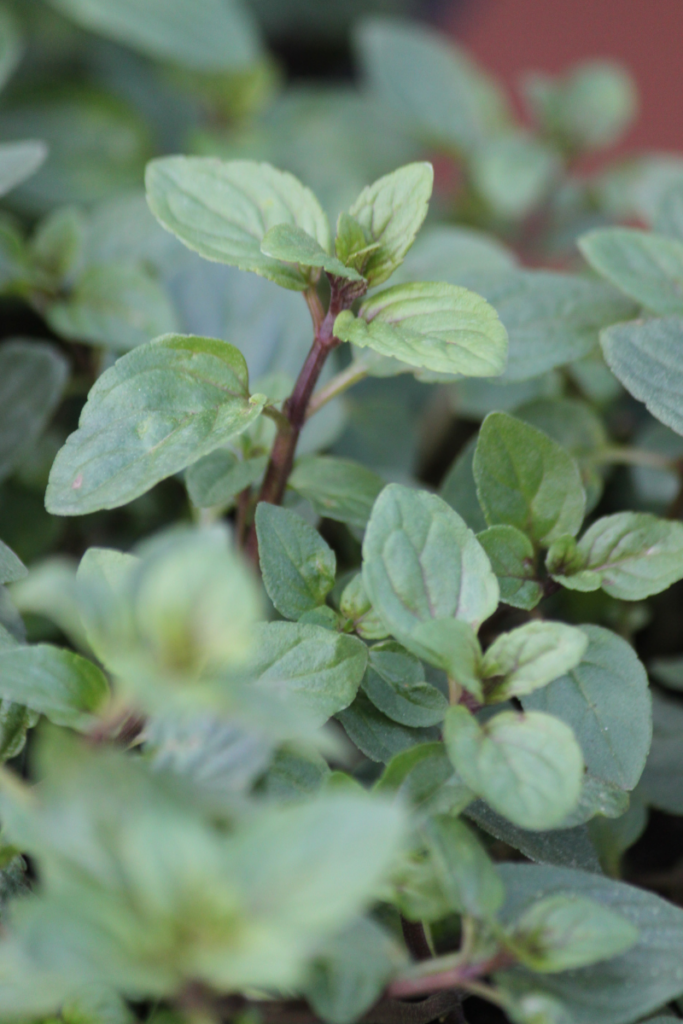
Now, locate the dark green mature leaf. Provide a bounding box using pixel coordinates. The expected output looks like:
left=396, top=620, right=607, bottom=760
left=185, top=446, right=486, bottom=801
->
left=186, top=450, right=268, bottom=509
left=248, top=622, right=367, bottom=727
left=146, top=157, right=331, bottom=291
left=0, top=340, right=69, bottom=484
left=305, top=918, right=404, bottom=1024
left=376, top=742, right=473, bottom=819
left=0, top=541, right=25, bottom=587
left=0, top=5, right=22, bottom=95
left=356, top=18, right=502, bottom=153
left=0, top=141, right=47, bottom=197
left=466, top=802, right=601, bottom=873
left=482, top=622, right=588, bottom=703
left=496, top=864, right=683, bottom=1024
left=256, top=504, right=336, bottom=621
left=347, top=163, right=433, bottom=287
left=474, top=413, right=586, bottom=546
left=0, top=701, right=38, bottom=763
left=523, top=625, right=651, bottom=792
left=338, top=691, right=438, bottom=763
left=601, top=316, right=683, bottom=437
left=260, top=224, right=363, bottom=283
left=579, top=228, right=683, bottom=315
left=46, top=335, right=266, bottom=515
left=478, top=526, right=543, bottom=610
left=506, top=893, right=637, bottom=973
left=362, top=641, right=448, bottom=728
left=47, top=263, right=178, bottom=351
left=639, top=691, right=683, bottom=814
left=363, top=484, right=499, bottom=652
left=440, top=436, right=488, bottom=533
left=470, top=271, right=636, bottom=382
left=0, top=645, right=108, bottom=730
left=335, top=282, right=508, bottom=377
left=47, top=0, right=261, bottom=71
left=289, top=456, right=384, bottom=530
left=444, top=706, right=583, bottom=830
left=548, top=512, right=683, bottom=599
left=424, top=814, right=504, bottom=919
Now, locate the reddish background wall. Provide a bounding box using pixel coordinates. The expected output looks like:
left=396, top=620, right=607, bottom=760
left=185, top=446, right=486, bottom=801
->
left=447, top=0, right=683, bottom=154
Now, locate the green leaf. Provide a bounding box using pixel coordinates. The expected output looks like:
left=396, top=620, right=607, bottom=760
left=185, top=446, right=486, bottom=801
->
left=146, top=157, right=331, bottom=291
left=601, top=316, right=683, bottom=437
left=440, top=436, right=488, bottom=533
left=10, top=557, right=90, bottom=652
left=398, top=224, right=517, bottom=287
left=304, top=918, right=404, bottom=1024
left=579, top=228, right=683, bottom=315
left=640, top=691, right=683, bottom=814
left=338, top=691, right=438, bottom=763
left=654, top=179, right=683, bottom=242
left=424, top=814, right=504, bottom=919
left=478, top=525, right=543, bottom=610
left=339, top=574, right=389, bottom=641
left=248, top=622, right=367, bottom=727
left=466, top=802, right=601, bottom=873
left=256, top=504, right=336, bottom=621
left=496, top=863, right=683, bottom=1024
left=288, top=456, right=384, bottom=530
left=260, top=224, right=363, bottom=283
left=47, top=263, right=178, bottom=351
left=0, top=701, right=38, bottom=763
left=356, top=18, right=503, bottom=153
left=363, top=484, right=499, bottom=653
left=482, top=622, right=588, bottom=703
left=0, top=645, right=109, bottom=730
left=335, top=282, right=508, bottom=378
left=0, top=541, right=25, bottom=587
left=31, top=206, right=86, bottom=283
left=347, top=163, right=433, bottom=287
left=444, top=706, right=583, bottom=830
left=472, top=132, right=559, bottom=219
left=376, top=742, right=473, bottom=820
left=523, top=625, right=651, bottom=792
left=0, top=340, right=69, bottom=484
left=46, top=335, right=266, bottom=515
left=362, top=641, right=448, bottom=728
left=548, top=512, right=683, bottom=599
left=0, top=5, right=22, bottom=94
left=507, top=894, right=638, bottom=973
left=400, top=619, right=484, bottom=702
left=0, top=141, right=47, bottom=198
left=469, top=271, right=636, bottom=383
left=474, top=413, right=586, bottom=545
left=649, top=655, right=683, bottom=692
left=46, top=0, right=261, bottom=72
left=186, top=450, right=268, bottom=509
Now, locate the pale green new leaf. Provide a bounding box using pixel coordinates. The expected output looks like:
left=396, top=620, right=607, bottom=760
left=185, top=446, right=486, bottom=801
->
left=579, top=228, right=683, bottom=315
left=339, top=574, right=389, bottom=641
left=549, top=512, right=683, bottom=599
left=256, top=504, right=336, bottom=621
left=46, top=0, right=261, bottom=72
left=288, top=456, right=384, bottom=530
left=146, top=157, right=331, bottom=291
left=482, top=622, right=588, bottom=703
left=523, top=625, right=652, bottom=792
left=444, top=706, right=583, bottom=830
left=47, top=263, right=178, bottom=351
left=347, top=163, right=433, bottom=287
left=0, top=541, right=25, bottom=586
left=474, top=412, right=586, bottom=545
left=477, top=525, right=543, bottom=610
left=508, top=894, right=638, bottom=973
left=248, top=622, right=367, bottom=727
left=335, top=282, right=507, bottom=378
left=601, top=316, right=683, bottom=437
left=0, top=645, right=109, bottom=731
left=362, top=484, right=499, bottom=648
left=362, top=641, right=448, bottom=728
left=46, top=335, right=266, bottom=515
left=472, top=132, right=559, bottom=219
left=0, top=340, right=69, bottom=484
left=261, top=224, right=363, bottom=283
left=0, top=141, right=47, bottom=198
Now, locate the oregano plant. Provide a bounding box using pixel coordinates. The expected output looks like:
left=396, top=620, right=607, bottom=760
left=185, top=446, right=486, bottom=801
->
left=1, top=5, right=683, bottom=1024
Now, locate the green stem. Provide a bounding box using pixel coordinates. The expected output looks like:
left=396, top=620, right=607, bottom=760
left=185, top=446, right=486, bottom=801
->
left=588, top=446, right=677, bottom=471
left=306, top=360, right=370, bottom=419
